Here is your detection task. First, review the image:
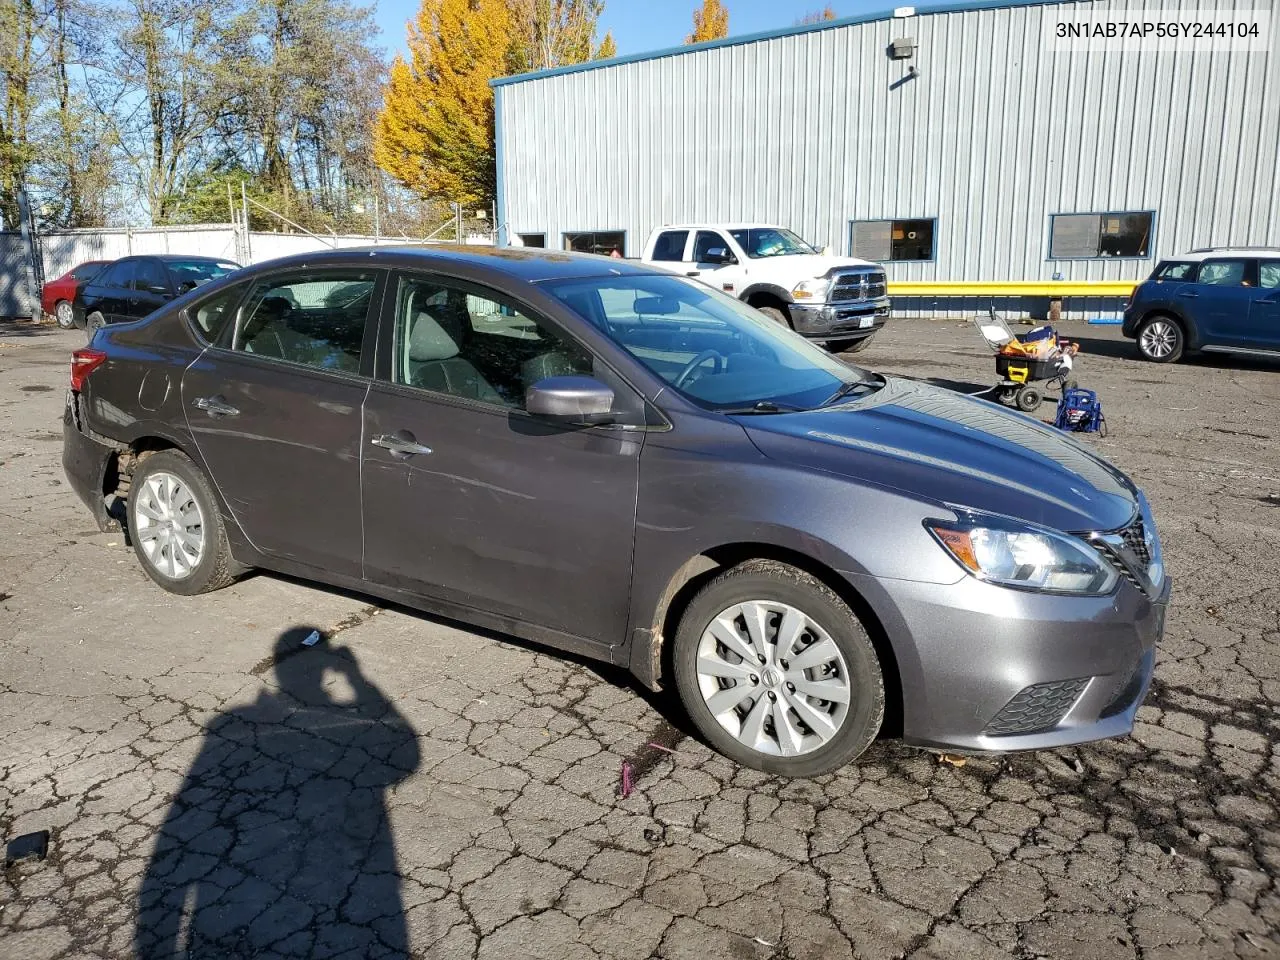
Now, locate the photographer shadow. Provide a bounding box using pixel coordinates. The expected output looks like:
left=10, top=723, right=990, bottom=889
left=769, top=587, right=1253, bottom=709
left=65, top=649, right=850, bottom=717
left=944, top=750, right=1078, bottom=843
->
left=135, top=627, right=421, bottom=958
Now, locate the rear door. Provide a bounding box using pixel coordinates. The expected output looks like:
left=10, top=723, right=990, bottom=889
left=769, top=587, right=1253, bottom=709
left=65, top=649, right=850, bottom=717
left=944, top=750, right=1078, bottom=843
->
left=86, top=260, right=136, bottom=323
left=182, top=267, right=385, bottom=578
left=360, top=270, right=644, bottom=646
left=1184, top=258, right=1260, bottom=347
left=129, top=258, right=175, bottom=320
left=1250, top=260, right=1280, bottom=350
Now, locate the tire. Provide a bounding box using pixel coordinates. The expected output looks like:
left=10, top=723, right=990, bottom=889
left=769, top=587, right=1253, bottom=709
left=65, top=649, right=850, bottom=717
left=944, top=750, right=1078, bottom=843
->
left=127, top=450, right=238, bottom=596
left=1136, top=315, right=1184, bottom=363
left=757, top=306, right=791, bottom=328
left=826, top=336, right=873, bottom=354
left=86, top=311, right=106, bottom=336
left=1015, top=386, right=1043, bottom=412
left=55, top=301, right=75, bottom=329
left=672, top=559, right=885, bottom=777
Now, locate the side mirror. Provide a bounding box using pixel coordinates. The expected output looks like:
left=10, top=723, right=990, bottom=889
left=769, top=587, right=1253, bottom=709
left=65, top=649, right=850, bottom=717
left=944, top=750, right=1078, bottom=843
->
left=820, top=245, right=833, bottom=256
left=704, top=247, right=735, bottom=265
left=526, top=375, right=615, bottom=425
left=178, top=280, right=199, bottom=294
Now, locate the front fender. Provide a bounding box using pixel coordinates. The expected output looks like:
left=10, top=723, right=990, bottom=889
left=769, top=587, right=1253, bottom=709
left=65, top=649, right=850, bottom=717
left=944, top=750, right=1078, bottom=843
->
left=739, top=282, right=795, bottom=305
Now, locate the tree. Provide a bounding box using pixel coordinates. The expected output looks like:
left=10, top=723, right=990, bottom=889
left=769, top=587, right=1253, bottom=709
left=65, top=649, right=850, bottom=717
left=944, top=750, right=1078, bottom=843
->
left=508, top=0, right=612, bottom=73
left=595, top=31, right=616, bottom=59
left=374, top=0, right=512, bottom=206
left=685, top=0, right=727, bottom=44
left=795, top=6, right=836, bottom=24
left=0, top=0, right=42, bottom=227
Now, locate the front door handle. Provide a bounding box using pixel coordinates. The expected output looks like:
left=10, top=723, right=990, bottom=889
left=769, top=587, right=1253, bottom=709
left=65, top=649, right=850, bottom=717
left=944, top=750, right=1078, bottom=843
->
left=1177, top=290, right=1199, bottom=298
left=193, top=395, right=240, bottom=417
left=685, top=271, right=700, bottom=277
left=371, top=432, right=433, bottom=458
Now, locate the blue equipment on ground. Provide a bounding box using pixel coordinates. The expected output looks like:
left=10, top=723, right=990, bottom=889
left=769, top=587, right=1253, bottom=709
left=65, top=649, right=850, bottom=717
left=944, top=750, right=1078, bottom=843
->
left=1055, top=387, right=1106, bottom=435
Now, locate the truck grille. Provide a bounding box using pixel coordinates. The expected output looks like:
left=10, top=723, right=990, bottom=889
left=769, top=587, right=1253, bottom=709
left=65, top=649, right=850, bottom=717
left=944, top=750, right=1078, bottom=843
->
left=984, top=678, right=1088, bottom=735
left=830, top=271, right=887, bottom=302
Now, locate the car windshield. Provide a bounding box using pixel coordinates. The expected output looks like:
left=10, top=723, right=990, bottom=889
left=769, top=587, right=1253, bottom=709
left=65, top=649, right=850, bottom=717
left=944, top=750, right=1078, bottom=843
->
left=167, top=260, right=240, bottom=290
left=542, top=274, right=878, bottom=412
left=728, top=228, right=817, bottom=259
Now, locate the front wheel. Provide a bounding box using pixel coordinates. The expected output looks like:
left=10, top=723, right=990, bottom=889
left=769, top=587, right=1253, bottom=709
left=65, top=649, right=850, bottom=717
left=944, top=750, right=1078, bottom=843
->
left=756, top=305, right=791, bottom=328
left=127, top=450, right=239, bottom=596
left=672, top=560, right=885, bottom=777
left=1015, top=385, right=1043, bottom=412
left=1136, top=316, right=1184, bottom=363
left=55, top=301, right=75, bottom=329
left=85, top=311, right=106, bottom=337
left=827, top=336, right=873, bottom=354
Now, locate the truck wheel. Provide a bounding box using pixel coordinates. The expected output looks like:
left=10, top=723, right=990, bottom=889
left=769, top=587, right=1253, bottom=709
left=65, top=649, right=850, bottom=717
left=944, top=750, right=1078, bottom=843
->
left=672, top=559, right=885, bottom=777
left=829, top=336, right=873, bottom=354
left=757, top=306, right=791, bottom=328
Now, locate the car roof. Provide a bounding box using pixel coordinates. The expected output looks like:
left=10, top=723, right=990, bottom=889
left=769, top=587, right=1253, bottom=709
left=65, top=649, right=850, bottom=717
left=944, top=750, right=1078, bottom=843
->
left=232, top=245, right=662, bottom=283
left=658, top=223, right=781, bottom=231
left=1173, top=248, right=1280, bottom=261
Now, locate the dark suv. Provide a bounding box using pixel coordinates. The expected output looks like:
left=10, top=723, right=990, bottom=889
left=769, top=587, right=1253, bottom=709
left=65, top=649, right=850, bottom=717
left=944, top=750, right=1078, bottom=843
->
left=74, top=255, right=240, bottom=331
left=1123, top=249, right=1280, bottom=362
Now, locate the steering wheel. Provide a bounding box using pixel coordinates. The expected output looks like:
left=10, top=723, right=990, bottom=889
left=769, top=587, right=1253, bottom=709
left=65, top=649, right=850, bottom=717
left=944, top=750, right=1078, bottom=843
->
left=674, top=349, right=725, bottom=388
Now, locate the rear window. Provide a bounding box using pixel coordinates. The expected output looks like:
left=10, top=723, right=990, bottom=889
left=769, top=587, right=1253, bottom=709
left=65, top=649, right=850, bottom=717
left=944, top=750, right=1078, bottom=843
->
left=1154, top=261, right=1196, bottom=281
left=651, top=230, right=688, bottom=261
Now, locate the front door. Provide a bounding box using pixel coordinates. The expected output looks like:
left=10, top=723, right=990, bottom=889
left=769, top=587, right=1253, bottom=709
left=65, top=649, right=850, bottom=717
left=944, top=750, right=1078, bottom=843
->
left=361, top=271, right=643, bottom=647
left=689, top=230, right=747, bottom=297
left=182, top=268, right=384, bottom=577
left=1249, top=260, right=1280, bottom=350
left=1185, top=258, right=1259, bottom=347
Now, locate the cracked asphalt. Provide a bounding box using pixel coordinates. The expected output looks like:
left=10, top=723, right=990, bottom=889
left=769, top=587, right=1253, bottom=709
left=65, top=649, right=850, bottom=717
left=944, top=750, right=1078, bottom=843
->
left=1, top=316, right=1277, bottom=959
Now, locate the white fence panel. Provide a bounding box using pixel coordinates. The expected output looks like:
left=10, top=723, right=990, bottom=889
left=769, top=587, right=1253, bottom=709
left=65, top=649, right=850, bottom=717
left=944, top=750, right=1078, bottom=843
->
left=40, top=226, right=240, bottom=280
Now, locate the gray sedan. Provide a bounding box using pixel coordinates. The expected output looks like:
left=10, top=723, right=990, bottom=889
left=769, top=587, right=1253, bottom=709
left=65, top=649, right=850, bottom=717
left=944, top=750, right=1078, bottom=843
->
left=62, top=246, right=1170, bottom=776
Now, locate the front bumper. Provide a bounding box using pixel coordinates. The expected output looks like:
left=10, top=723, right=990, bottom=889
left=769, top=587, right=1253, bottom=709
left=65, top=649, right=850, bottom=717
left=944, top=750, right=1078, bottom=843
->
left=790, top=297, right=891, bottom=341
left=847, top=569, right=1171, bottom=753
left=63, top=392, right=118, bottom=531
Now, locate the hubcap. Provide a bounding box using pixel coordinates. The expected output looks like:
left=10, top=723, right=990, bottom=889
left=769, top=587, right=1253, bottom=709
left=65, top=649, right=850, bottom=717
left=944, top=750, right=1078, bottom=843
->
left=56, top=302, right=73, bottom=327
left=134, top=471, right=205, bottom=579
left=1140, top=321, right=1176, bottom=358
left=696, top=600, right=852, bottom=758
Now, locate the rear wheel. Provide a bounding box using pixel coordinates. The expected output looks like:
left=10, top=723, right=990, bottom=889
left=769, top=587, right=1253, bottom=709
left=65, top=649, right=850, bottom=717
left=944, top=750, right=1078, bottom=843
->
left=1015, top=385, right=1043, bottom=412
left=54, top=301, right=75, bottom=329
left=756, top=305, right=791, bottom=328
left=127, top=450, right=238, bottom=596
left=1136, top=316, right=1184, bottom=363
left=672, top=560, right=885, bottom=777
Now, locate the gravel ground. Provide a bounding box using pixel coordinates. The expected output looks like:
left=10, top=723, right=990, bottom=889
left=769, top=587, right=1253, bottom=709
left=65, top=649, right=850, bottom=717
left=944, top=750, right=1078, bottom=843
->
left=1, top=316, right=1277, bottom=959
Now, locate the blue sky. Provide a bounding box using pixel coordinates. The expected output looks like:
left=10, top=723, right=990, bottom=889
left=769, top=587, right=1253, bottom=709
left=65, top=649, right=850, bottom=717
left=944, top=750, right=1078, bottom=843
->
left=371, top=0, right=908, bottom=60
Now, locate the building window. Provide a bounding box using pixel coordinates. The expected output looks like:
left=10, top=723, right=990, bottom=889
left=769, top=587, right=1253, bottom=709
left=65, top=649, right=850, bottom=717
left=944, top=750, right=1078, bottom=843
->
left=849, top=219, right=935, bottom=261
left=1049, top=212, right=1153, bottom=259
left=517, top=233, right=546, bottom=248
left=563, top=231, right=625, bottom=257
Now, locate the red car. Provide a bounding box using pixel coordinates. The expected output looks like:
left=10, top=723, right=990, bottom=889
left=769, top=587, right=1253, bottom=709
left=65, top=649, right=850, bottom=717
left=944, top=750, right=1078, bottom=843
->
left=43, top=261, right=109, bottom=328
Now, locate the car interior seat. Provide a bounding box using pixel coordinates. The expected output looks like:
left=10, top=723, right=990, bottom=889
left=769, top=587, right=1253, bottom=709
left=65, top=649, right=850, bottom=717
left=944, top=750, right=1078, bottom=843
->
left=405, top=308, right=504, bottom=404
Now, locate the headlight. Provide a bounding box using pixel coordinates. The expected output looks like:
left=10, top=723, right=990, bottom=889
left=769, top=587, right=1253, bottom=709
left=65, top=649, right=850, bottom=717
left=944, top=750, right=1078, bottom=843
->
left=925, top=515, right=1118, bottom=595
left=792, top=278, right=833, bottom=301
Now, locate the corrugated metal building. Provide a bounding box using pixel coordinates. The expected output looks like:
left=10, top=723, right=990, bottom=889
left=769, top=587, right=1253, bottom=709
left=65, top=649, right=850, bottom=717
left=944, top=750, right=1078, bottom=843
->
left=493, top=0, right=1279, bottom=317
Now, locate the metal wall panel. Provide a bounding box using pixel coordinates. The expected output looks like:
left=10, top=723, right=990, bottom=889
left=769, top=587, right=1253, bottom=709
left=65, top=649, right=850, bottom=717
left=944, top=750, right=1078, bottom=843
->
left=497, top=0, right=1279, bottom=291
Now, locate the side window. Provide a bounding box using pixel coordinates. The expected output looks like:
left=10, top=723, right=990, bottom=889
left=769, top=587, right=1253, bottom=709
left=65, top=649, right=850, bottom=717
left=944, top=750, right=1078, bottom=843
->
left=233, top=271, right=377, bottom=373
left=189, top=283, right=247, bottom=344
left=651, top=231, right=689, bottom=261
left=133, top=260, right=170, bottom=294
left=393, top=275, right=598, bottom=411
left=97, top=262, right=133, bottom=289
left=692, top=231, right=730, bottom=263
left=1260, top=262, right=1280, bottom=290
left=1197, top=260, right=1248, bottom=286
left=1155, top=261, right=1196, bottom=281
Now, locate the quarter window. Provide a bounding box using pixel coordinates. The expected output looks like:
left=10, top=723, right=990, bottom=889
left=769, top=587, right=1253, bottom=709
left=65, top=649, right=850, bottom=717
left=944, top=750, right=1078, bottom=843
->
left=651, top=230, right=689, bottom=262
left=233, top=272, right=377, bottom=373
left=189, top=283, right=247, bottom=344
left=1196, top=260, right=1248, bottom=286
left=563, top=231, right=625, bottom=257
left=1260, top=262, right=1280, bottom=290
left=850, top=219, right=935, bottom=261
left=1049, top=212, right=1152, bottom=259
left=393, top=276, right=595, bottom=410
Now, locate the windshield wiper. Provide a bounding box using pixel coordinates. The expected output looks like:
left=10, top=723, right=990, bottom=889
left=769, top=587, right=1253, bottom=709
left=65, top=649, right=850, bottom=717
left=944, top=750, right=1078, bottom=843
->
left=720, top=400, right=805, bottom=415
left=820, top=378, right=880, bottom=407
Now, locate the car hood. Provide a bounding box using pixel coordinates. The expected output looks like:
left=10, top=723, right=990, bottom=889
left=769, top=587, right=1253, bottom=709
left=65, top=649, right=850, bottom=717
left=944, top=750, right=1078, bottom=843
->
left=745, top=254, right=880, bottom=282
left=738, top=377, right=1137, bottom=533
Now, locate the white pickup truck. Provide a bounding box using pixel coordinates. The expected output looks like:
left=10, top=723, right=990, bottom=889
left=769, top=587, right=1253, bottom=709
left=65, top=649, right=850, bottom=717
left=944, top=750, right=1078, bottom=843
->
left=640, top=223, right=890, bottom=352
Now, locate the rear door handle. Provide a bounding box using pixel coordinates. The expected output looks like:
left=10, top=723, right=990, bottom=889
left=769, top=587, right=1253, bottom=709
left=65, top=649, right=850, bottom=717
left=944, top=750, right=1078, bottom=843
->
left=193, top=395, right=240, bottom=417
left=371, top=433, right=433, bottom=458
left=685, top=271, right=700, bottom=277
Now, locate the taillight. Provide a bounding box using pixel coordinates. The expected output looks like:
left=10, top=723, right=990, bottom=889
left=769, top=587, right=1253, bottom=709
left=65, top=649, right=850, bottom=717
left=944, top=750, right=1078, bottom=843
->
left=71, top=349, right=106, bottom=392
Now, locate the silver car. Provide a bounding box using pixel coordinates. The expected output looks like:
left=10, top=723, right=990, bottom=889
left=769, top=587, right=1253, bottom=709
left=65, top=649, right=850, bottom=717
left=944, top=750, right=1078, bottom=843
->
left=63, top=247, right=1170, bottom=776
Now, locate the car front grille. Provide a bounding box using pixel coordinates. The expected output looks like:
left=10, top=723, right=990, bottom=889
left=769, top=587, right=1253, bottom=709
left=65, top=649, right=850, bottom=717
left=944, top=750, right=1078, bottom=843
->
left=830, top=271, right=887, bottom=302
left=1089, top=515, right=1151, bottom=588
left=984, top=677, right=1089, bottom=736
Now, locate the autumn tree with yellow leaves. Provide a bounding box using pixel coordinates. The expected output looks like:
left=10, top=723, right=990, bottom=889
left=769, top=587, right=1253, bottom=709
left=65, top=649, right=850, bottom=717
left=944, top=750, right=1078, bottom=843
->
left=685, top=0, right=729, bottom=44
left=375, top=0, right=614, bottom=206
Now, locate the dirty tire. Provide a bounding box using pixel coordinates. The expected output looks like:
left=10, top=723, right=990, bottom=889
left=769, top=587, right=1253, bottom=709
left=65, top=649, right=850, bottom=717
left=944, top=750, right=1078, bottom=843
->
left=86, top=311, right=106, bottom=336
left=757, top=306, right=791, bottom=328
left=672, top=559, right=885, bottom=777
left=1136, top=315, right=1184, bottom=363
left=1015, top=385, right=1043, bottom=412
left=54, top=301, right=75, bottom=329
left=127, top=450, right=238, bottom=596
left=841, top=336, right=875, bottom=353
